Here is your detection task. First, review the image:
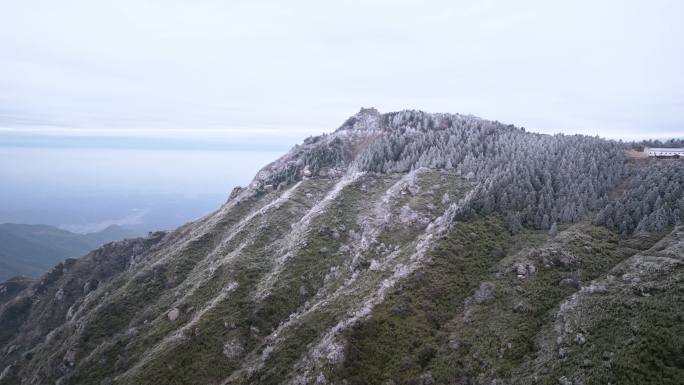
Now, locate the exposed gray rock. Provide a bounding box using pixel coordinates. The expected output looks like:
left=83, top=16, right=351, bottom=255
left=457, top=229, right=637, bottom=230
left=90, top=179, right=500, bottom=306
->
left=472, top=282, right=496, bottom=304
left=448, top=335, right=461, bottom=350
left=419, top=372, right=434, bottom=385
left=582, top=283, right=608, bottom=294
left=167, top=308, right=180, bottom=321
left=64, top=349, right=76, bottom=367
left=82, top=280, right=97, bottom=294
left=560, top=277, right=581, bottom=290
left=441, top=193, right=450, bottom=204
left=514, top=262, right=536, bottom=279
left=399, top=205, right=420, bottom=225
left=222, top=339, right=244, bottom=361
left=302, top=165, right=313, bottom=178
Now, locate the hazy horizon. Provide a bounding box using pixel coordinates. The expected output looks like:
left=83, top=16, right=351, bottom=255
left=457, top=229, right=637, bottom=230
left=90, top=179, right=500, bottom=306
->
left=1, top=0, right=682, bottom=231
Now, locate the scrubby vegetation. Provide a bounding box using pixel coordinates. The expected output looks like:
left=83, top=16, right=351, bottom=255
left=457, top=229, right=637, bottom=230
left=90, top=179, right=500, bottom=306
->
left=333, top=219, right=672, bottom=384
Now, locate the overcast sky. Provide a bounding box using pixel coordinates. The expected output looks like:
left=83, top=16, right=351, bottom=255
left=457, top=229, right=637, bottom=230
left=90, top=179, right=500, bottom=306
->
left=1, top=0, right=682, bottom=142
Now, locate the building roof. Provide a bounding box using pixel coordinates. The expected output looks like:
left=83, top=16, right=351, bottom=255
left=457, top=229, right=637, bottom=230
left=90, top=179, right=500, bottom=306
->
left=645, top=147, right=684, bottom=152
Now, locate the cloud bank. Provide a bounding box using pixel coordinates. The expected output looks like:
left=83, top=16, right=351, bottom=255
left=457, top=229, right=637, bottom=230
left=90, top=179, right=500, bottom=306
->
left=0, top=0, right=682, bottom=140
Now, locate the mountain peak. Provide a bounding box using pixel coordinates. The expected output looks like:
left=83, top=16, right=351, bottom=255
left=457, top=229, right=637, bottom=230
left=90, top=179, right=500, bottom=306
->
left=336, top=106, right=383, bottom=132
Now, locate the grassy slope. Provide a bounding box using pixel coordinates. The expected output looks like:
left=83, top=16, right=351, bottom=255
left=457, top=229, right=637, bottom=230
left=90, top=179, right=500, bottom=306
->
left=2, top=170, right=681, bottom=385
left=512, top=227, right=684, bottom=385
left=124, top=178, right=349, bottom=384
left=335, top=216, right=537, bottom=384
left=334, top=218, right=678, bottom=385
left=123, top=170, right=472, bottom=385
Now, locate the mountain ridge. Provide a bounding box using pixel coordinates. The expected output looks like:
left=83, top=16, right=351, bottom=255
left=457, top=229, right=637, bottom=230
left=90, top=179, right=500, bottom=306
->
left=0, top=109, right=682, bottom=385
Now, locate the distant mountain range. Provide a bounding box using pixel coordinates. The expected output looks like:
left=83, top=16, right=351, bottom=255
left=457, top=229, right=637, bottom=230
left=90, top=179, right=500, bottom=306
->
left=0, top=223, right=144, bottom=281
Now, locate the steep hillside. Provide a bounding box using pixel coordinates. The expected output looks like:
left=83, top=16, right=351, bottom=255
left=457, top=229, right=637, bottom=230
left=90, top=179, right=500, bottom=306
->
left=0, top=224, right=145, bottom=281
left=0, top=109, right=682, bottom=385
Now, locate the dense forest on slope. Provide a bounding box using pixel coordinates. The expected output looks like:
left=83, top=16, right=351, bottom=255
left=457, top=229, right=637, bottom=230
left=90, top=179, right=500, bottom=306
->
left=0, top=109, right=682, bottom=385
left=595, top=160, right=684, bottom=234
left=349, top=110, right=624, bottom=229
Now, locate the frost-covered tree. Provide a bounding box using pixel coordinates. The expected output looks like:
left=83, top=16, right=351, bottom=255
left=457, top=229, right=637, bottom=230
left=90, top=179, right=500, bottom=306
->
left=351, top=110, right=624, bottom=229
left=594, top=160, right=683, bottom=235
left=255, top=109, right=680, bottom=234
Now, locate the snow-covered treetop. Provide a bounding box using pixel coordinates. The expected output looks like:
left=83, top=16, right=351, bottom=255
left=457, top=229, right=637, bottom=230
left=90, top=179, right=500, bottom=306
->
left=335, top=108, right=490, bottom=135
left=235, top=108, right=644, bottom=232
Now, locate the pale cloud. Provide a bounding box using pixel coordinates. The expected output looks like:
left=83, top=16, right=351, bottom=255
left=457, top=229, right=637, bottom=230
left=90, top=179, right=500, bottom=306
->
left=0, top=0, right=682, bottom=140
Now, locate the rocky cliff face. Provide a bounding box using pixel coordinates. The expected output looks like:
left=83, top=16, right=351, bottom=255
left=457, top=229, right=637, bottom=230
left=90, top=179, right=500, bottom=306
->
left=0, top=109, right=682, bottom=385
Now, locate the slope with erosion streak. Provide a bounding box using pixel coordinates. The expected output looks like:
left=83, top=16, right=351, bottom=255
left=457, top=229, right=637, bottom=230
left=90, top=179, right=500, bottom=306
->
left=333, top=214, right=682, bottom=384
left=0, top=113, right=377, bottom=384
left=1, top=109, right=679, bottom=385
left=0, top=164, right=475, bottom=385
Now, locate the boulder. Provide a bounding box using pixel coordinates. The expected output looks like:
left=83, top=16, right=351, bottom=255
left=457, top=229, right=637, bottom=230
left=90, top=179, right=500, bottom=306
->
left=167, top=308, right=180, bottom=321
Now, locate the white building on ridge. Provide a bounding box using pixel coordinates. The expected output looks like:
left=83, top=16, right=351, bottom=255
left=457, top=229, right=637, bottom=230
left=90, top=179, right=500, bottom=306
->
left=644, top=147, right=684, bottom=158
